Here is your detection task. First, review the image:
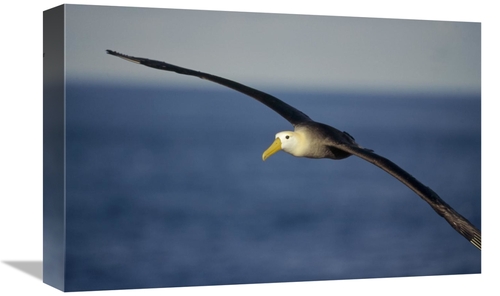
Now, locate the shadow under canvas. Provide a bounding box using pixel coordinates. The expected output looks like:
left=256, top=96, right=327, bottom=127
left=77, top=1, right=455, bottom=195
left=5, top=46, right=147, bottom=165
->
left=3, top=261, right=43, bottom=281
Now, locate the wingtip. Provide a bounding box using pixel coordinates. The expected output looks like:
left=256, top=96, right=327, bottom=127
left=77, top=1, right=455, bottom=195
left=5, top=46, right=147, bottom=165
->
left=105, top=50, right=142, bottom=64
left=470, top=235, right=481, bottom=250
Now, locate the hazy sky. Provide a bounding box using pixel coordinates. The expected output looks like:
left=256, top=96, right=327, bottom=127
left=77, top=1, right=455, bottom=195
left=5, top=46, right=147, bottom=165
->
left=64, top=4, right=480, bottom=94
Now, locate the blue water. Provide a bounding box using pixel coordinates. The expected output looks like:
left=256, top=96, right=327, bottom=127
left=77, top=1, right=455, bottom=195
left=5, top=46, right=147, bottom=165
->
left=63, top=82, right=481, bottom=291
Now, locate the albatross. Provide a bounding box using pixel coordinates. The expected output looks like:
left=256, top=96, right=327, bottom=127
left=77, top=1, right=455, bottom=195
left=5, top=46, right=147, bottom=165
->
left=106, top=50, right=481, bottom=250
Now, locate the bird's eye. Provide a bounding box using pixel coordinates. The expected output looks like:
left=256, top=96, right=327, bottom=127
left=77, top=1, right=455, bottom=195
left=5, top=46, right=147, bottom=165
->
left=285, top=135, right=290, bottom=139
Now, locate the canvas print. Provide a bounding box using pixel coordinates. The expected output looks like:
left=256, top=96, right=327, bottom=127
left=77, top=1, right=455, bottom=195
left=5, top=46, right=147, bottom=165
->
left=43, top=4, right=481, bottom=292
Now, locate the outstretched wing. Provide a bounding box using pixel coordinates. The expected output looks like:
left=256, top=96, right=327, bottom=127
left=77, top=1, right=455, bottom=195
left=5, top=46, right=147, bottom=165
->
left=106, top=50, right=312, bottom=126
left=336, top=143, right=481, bottom=249
left=107, top=50, right=481, bottom=250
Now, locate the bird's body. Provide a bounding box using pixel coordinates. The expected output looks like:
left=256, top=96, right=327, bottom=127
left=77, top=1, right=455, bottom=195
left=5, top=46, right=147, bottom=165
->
left=267, top=121, right=364, bottom=160
left=106, top=50, right=481, bottom=250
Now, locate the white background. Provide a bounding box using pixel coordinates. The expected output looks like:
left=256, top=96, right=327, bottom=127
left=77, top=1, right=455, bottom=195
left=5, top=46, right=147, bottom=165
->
left=1, top=0, right=497, bottom=295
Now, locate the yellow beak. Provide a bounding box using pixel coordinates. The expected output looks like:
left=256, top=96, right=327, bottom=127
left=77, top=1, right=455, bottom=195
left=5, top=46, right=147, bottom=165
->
left=262, top=138, right=282, bottom=161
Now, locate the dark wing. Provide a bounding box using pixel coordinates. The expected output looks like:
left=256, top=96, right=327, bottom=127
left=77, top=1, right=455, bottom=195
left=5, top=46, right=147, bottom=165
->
left=337, top=143, right=481, bottom=250
left=106, top=50, right=481, bottom=250
left=106, top=50, right=312, bottom=126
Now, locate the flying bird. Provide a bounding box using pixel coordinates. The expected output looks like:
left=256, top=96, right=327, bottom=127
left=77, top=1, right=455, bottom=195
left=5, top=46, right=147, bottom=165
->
left=106, top=50, right=481, bottom=250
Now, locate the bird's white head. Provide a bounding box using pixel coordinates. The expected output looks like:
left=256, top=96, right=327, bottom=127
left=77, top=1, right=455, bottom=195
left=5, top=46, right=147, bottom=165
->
left=262, top=131, right=303, bottom=161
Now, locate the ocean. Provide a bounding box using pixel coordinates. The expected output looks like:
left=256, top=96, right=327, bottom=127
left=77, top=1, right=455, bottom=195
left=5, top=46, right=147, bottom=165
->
left=62, top=82, right=481, bottom=291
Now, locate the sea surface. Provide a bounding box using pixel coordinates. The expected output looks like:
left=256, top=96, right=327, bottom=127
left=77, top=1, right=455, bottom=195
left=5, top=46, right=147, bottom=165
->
left=63, top=82, right=481, bottom=291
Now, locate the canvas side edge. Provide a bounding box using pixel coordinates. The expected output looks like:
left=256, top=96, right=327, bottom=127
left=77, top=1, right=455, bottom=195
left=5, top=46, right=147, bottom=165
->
left=43, top=4, right=66, bottom=292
